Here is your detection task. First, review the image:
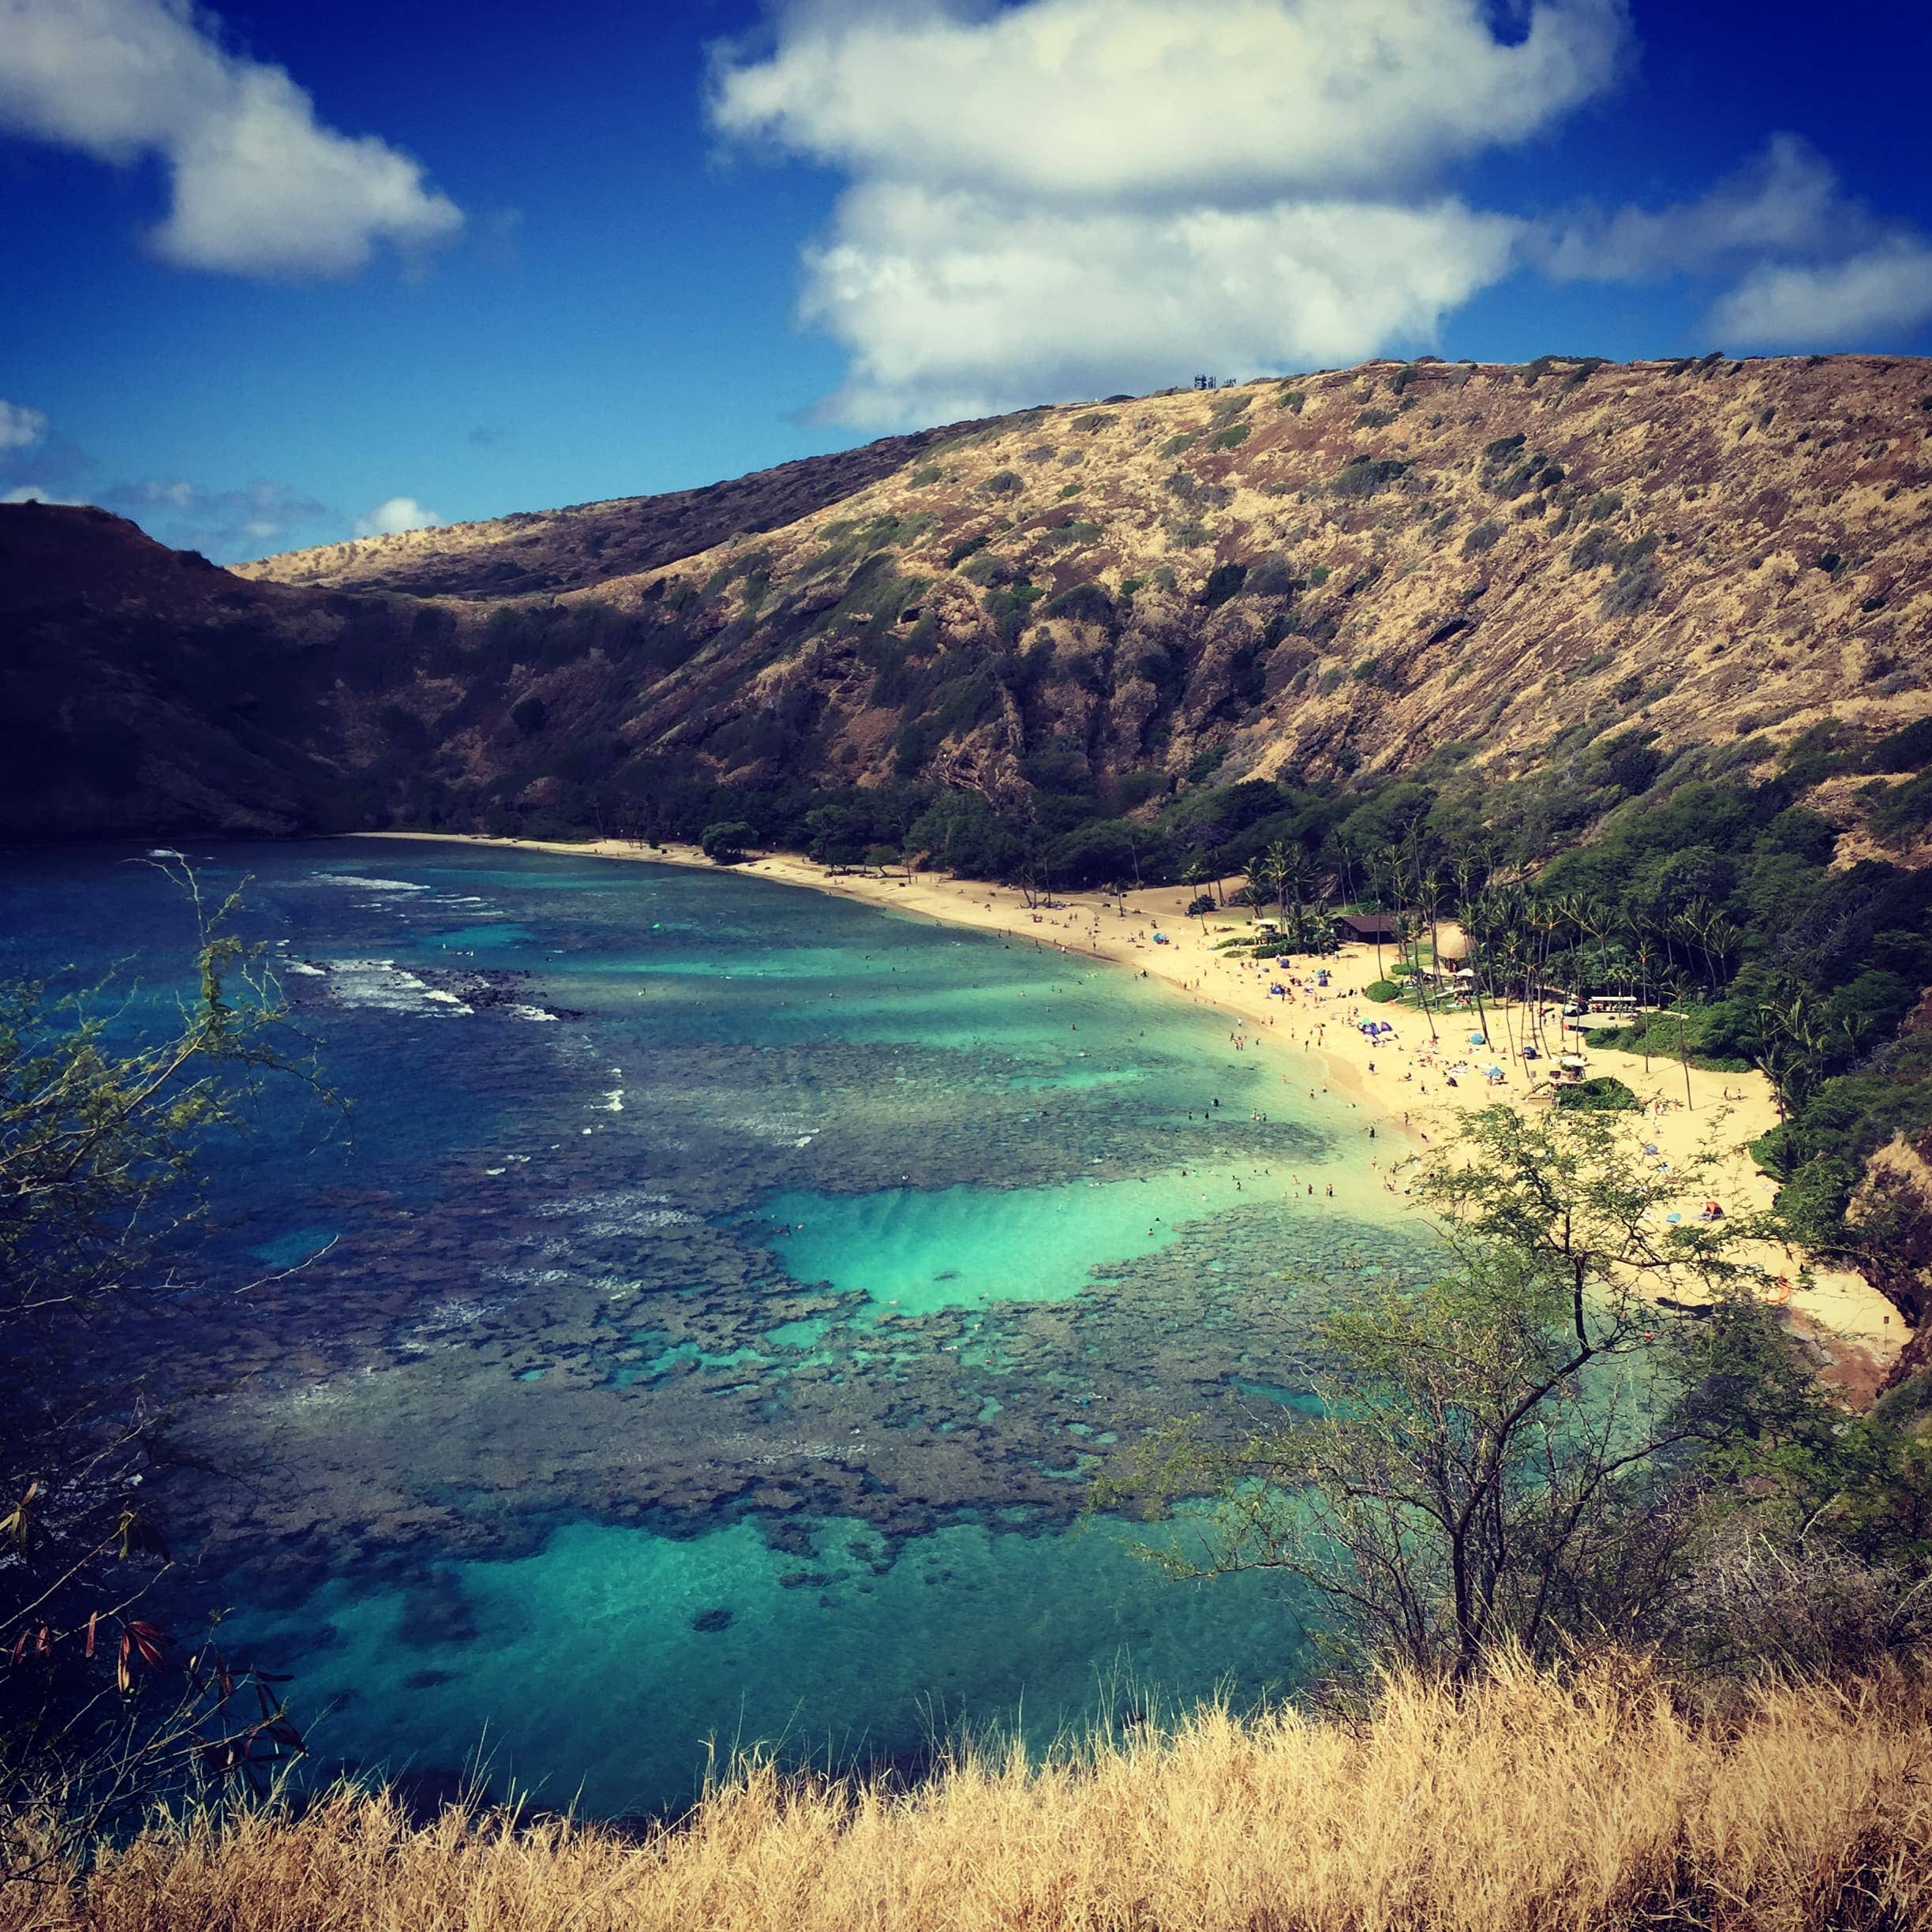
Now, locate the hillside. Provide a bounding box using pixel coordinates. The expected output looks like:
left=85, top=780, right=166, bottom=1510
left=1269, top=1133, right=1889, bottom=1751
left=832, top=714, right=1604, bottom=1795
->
left=231, top=415, right=1012, bottom=599
left=5, top=354, right=1929, bottom=846
left=0, top=504, right=399, bottom=837
left=496, top=352, right=1931, bottom=809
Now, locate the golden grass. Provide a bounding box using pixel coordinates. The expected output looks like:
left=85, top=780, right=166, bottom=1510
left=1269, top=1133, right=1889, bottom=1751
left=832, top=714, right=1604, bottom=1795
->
left=9, top=1652, right=1931, bottom=1931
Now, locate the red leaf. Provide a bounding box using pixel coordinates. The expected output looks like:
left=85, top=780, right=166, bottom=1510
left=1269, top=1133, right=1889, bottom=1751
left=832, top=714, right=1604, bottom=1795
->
left=126, top=1619, right=169, bottom=1669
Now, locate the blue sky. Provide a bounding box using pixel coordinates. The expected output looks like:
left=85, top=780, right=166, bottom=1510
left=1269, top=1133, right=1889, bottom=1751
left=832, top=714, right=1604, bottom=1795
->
left=2, top=0, right=1928, bottom=560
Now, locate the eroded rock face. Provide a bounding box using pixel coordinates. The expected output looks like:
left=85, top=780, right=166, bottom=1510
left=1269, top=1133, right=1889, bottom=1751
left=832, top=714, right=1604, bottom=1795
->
left=1855, top=1137, right=1932, bottom=1337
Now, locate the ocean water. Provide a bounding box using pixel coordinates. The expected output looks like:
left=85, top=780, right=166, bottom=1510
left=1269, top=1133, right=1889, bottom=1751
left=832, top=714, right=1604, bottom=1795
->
left=0, top=839, right=1432, bottom=1816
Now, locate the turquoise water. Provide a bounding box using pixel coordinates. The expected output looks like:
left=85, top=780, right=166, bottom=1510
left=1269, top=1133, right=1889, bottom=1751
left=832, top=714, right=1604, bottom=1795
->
left=241, top=1511, right=1305, bottom=1815
left=0, top=839, right=1428, bottom=1815
left=762, top=1167, right=1311, bottom=1314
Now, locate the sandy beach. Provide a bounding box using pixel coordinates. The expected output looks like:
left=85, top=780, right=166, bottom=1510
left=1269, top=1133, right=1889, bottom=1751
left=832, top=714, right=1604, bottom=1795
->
left=359, top=831, right=1908, bottom=1384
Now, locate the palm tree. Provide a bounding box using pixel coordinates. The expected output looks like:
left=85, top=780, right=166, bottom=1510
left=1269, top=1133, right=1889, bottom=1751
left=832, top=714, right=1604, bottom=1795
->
left=1630, top=930, right=1660, bottom=1074
left=1417, top=867, right=1447, bottom=1044
left=1241, top=854, right=1274, bottom=928
left=1664, top=972, right=1698, bottom=1112
left=1271, top=843, right=1315, bottom=949
left=1362, top=852, right=1395, bottom=980
left=1459, top=883, right=1500, bottom=1057
left=1754, top=982, right=1830, bottom=1123
left=1181, top=857, right=1209, bottom=932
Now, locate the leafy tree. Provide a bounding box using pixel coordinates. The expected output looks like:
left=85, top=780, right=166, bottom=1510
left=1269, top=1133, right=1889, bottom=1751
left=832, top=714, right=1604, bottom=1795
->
left=699, top=821, right=755, bottom=864
left=1, top=872, right=320, bottom=1878
left=1105, top=1108, right=1772, bottom=1683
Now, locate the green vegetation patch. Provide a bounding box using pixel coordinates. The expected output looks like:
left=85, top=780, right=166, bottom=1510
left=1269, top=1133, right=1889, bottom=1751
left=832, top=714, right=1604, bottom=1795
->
left=1331, top=457, right=1411, bottom=498
left=1555, top=1075, right=1642, bottom=1111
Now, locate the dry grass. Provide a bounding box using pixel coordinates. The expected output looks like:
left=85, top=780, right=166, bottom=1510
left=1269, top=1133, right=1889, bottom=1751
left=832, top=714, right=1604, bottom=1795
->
left=9, top=1652, right=1931, bottom=1931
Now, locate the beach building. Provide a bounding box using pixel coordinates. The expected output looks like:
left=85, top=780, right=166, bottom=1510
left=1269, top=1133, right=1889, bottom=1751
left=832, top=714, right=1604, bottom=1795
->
left=1332, top=911, right=1399, bottom=944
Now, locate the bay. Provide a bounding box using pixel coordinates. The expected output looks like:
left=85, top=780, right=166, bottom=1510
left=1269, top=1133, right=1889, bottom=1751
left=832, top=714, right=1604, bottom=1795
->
left=0, top=838, right=1431, bottom=1815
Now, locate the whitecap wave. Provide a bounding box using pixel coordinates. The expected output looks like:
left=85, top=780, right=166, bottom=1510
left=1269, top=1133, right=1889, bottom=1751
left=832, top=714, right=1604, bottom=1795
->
left=321, top=959, right=471, bottom=1016
left=305, top=872, right=431, bottom=893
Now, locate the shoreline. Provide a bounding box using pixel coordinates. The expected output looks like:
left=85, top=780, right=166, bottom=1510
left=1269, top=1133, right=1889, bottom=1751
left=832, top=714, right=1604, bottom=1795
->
left=355, top=830, right=1908, bottom=1386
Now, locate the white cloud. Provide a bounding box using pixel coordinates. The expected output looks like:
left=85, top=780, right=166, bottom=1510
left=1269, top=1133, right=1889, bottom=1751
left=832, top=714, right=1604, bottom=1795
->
left=1713, top=240, right=1932, bottom=349
left=1536, top=136, right=1869, bottom=282
left=804, top=184, right=1518, bottom=423
left=106, top=476, right=330, bottom=553
left=0, top=0, right=463, bottom=277
left=711, top=0, right=1625, bottom=424
left=354, top=495, right=443, bottom=537
left=0, top=401, right=332, bottom=556
left=713, top=0, right=1627, bottom=202
left=0, top=399, right=48, bottom=451
left=1533, top=134, right=1932, bottom=350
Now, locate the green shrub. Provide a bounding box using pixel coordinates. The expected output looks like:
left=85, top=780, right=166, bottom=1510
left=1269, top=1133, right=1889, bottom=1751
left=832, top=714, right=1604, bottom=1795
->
left=1211, top=423, right=1252, bottom=451
left=1601, top=534, right=1664, bottom=618
left=1587, top=490, right=1623, bottom=521
left=1071, top=411, right=1114, bottom=433
left=1043, top=582, right=1116, bottom=627
left=1462, top=521, right=1502, bottom=556
left=1556, top=1076, right=1642, bottom=1112
left=1365, top=979, right=1401, bottom=1002
left=1041, top=519, right=1103, bottom=549
left=1570, top=526, right=1618, bottom=571
left=1275, top=387, right=1306, bottom=413
left=1331, top=457, right=1410, bottom=497
left=981, top=470, right=1024, bottom=497
left=511, top=695, right=547, bottom=737
left=1355, top=406, right=1397, bottom=429
left=1870, top=769, right=1932, bottom=838
left=908, top=464, right=942, bottom=487
left=1160, top=432, right=1198, bottom=458
left=1058, top=482, right=1084, bottom=500
left=1866, top=717, right=1932, bottom=773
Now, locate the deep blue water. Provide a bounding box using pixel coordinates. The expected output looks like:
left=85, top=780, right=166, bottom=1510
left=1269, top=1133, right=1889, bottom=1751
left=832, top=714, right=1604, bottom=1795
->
left=0, top=839, right=1428, bottom=1816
